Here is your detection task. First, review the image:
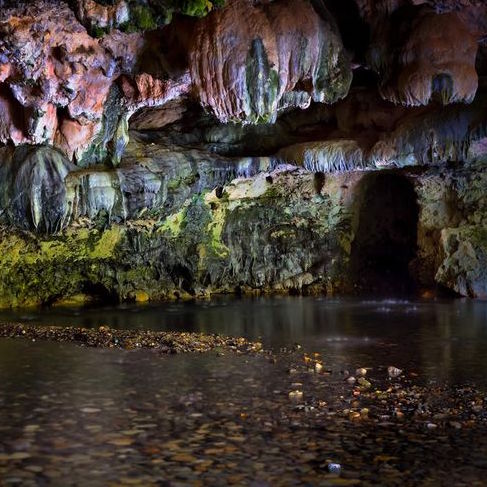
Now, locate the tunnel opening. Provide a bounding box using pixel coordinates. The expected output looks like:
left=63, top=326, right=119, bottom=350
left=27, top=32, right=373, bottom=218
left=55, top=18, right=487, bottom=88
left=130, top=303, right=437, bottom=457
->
left=351, top=172, right=419, bottom=296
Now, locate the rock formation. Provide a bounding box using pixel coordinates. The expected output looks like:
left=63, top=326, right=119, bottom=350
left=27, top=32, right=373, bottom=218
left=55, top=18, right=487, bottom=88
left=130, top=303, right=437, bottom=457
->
left=0, top=0, right=486, bottom=305
left=369, top=6, right=479, bottom=105
left=189, top=0, right=352, bottom=123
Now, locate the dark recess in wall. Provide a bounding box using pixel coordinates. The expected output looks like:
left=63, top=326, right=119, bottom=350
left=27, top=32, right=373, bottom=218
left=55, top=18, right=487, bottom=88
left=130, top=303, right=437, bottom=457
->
left=351, top=172, right=419, bottom=295
left=323, top=0, right=370, bottom=62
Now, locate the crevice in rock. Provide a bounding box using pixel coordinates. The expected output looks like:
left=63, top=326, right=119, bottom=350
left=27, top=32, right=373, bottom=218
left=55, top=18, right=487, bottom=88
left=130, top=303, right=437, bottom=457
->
left=320, top=0, right=370, bottom=63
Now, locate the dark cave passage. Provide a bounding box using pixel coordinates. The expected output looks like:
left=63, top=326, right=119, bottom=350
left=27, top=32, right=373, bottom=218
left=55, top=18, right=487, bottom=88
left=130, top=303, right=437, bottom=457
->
left=351, top=172, right=419, bottom=295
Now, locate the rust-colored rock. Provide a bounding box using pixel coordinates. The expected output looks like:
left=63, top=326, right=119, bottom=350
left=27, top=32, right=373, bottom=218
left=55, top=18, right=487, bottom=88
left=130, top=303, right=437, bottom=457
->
left=74, top=0, right=130, bottom=31
left=129, top=99, right=189, bottom=131
left=189, top=0, right=352, bottom=124
left=376, top=9, right=478, bottom=105
left=120, top=72, right=192, bottom=115
left=0, top=0, right=485, bottom=166
left=0, top=2, right=143, bottom=162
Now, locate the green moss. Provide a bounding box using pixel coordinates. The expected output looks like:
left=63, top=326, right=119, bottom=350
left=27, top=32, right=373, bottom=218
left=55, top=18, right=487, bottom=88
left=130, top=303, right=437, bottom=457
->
left=174, top=0, right=225, bottom=17
left=262, top=185, right=282, bottom=198
left=114, top=0, right=226, bottom=33
left=158, top=208, right=188, bottom=237
left=166, top=179, right=182, bottom=191
left=468, top=226, right=487, bottom=247
left=92, top=26, right=108, bottom=38
left=206, top=203, right=230, bottom=258
left=132, top=5, right=157, bottom=30
left=0, top=226, right=125, bottom=309
left=0, top=170, right=363, bottom=306
left=90, top=226, right=123, bottom=259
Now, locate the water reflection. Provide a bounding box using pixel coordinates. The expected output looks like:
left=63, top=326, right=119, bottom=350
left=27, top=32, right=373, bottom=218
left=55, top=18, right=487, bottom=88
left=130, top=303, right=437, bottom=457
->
left=2, top=297, right=487, bottom=386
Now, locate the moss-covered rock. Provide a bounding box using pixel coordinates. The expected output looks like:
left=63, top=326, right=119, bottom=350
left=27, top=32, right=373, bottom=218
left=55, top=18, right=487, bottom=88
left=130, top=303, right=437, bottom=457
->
left=0, top=168, right=358, bottom=308
left=0, top=145, right=486, bottom=307
left=78, top=0, right=226, bottom=34
left=436, top=226, right=487, bottom=298
left=413, top=166, right=487, bottom=298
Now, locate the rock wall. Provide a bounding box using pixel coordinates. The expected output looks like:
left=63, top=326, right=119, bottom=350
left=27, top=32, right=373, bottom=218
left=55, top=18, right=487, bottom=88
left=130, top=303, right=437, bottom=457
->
left=2, top=161, right=486, bottom=307
left=0, top=0, right=486, bottom=306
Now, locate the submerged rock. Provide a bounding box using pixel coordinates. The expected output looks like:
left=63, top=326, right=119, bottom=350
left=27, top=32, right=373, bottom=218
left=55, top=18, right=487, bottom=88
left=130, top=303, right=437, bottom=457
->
left=387, top=366, right=403, bottom=378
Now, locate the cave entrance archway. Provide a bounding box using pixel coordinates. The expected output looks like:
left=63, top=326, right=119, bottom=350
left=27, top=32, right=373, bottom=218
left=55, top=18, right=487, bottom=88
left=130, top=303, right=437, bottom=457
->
left=350, top=172, right=419, bottom=295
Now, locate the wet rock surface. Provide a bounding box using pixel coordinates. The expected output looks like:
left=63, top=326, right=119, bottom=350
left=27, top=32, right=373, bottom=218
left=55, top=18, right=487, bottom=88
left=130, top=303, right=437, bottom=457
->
left=1, top=161, right=486, bottom=305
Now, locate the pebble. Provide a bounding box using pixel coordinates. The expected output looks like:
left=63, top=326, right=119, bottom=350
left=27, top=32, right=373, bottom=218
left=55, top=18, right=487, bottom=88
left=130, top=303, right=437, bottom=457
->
left=80, top=407, right=101, bottom=414
left=7, top=453, right=31, bottom=461
left=356, top=368, right=367, bottom=377
left=357, top=377, right=372, bottom=389
left=388, top=366, right=403, bottom=378
left=289, top=390, right=304, bottom=400
left=328, top=463, right=342, bottom=474
left=0, top=323, right=261, bottom=355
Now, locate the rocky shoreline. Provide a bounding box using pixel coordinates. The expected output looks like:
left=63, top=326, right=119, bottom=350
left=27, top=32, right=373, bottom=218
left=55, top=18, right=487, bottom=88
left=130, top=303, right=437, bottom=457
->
left=1, top=320, right=486, bottom=432
left=0, top=322, right=262, bottom=354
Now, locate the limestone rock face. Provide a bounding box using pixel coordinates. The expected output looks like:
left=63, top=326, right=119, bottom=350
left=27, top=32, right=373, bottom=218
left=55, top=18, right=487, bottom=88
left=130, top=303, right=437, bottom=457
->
left=73, top=0, right=226, bottom=33
left=0, top=2, right=143, bottom=162
left=436, top=226, right=487, bottom=298
left=414, top=167, right=487, bottom=298
left=74, top=0, right=130, bottom=32
left=370, top=7, right=479, bottom=106
left=369, top=93, right=487, bottom=167
left=0, top=168, right=355, bottom=308
left=0, top=0, right=486, bottom=304
left=277, top=140, right=366, bottom=173
left=189, top=0, right=352, bottom=124
left=119, top=73, right=192, bottom=116
left=0, top=146, right=75, bottom=233
left=0, top=133, right=273, bottom=232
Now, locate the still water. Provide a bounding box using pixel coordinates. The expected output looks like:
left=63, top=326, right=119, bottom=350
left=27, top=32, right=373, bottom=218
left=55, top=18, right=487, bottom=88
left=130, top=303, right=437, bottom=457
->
left=1, top=297, right=487, bottom=486
left=2, top=296, right=487, bottom=385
